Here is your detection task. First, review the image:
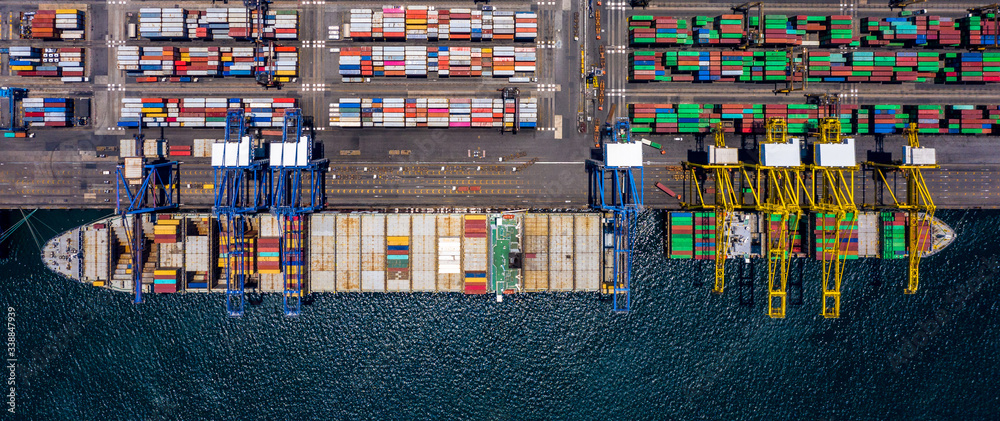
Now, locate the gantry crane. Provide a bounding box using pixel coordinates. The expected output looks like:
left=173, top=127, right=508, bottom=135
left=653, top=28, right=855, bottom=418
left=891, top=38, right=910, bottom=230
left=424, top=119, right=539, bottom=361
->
left=681, top=122, right=741, bottom=294
left=1, top=87, right=28, bottom=132
left=242, top=0, right=282, bottom=88
left=865, top=123, right=937, bottom=294
left=115, top=149, right=180, bottom=304
left=499, top=87, right=520, bottom=134
left=806, top=117, right=858, bottom=318
left=775, top=47, right=808, bottom=94
left=269, top=108, right=327, bottom=316
left=889, top=0, right=928, bottom=10
left=590, top=104, right=642, bottom=312
left=213, top=108, right=270, bottom=316
left=732, top=2, right=763, bottom=48
left=743, top=118, right=806, bottom=318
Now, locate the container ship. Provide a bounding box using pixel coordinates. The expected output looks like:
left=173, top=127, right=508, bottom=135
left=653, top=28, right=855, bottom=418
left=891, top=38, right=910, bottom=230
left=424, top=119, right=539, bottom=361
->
left=42, top=212, right=611, bottom=302
left=663, top=211, right=954, bottom=261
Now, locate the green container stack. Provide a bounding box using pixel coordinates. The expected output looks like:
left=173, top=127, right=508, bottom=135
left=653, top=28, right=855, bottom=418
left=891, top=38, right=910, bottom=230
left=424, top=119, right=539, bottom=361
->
left=880, top=212, right=907, bottom=259
left=668, top=212, right=694, bottom=259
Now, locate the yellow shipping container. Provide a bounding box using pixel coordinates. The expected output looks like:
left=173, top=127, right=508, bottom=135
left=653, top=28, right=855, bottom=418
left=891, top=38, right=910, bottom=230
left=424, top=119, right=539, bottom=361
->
left=141, top=107, right=164, bottom=113
left=276, top=70, right=296, bottom=76
left=154, top=269, right=177, bottom=276
left=157, top=219, right=181, bottom=225
left=55, top=9, right=79, bottom=14
left=11, top=66, right=35, bottom=71
left=387, top=236, right=409, bottom=246
left=203, top=184, right=214, bottom=190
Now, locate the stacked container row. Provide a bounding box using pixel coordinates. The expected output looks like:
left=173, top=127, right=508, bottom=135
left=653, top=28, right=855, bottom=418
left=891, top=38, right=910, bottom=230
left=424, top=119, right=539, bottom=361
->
left=22, top=98, right=74, bottom=127
left=118, top=97, right=297, bottom=128
left=629, top=103, right=1000, bottom=135
left=630, top=14, right=1000, bottom=49
left=348, top=7, right=535, bottom=41
left=329, top=97, right=538, bottom=128
left=628, top=50, right=1000, bottom=84
left=339, top=46, right=534, bottom=78
left=7, top=47, right=85, bottom=82
left=26, top=9, right=84, bottom=40
left=139, top=8, right=297, bottom=40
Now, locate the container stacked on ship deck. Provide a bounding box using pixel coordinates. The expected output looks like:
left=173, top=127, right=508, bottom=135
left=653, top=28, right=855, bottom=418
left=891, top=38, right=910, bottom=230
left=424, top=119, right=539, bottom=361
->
left=666, top=212, right=694, bottom=259
left=153, top=269, right=180, bottom=293
left=28, top=9, right=85, bottom=40
left=769, top=214, right=803, bottom=255
left=154, top=218, right=179, bottom=244
left=258, top=237, right=280, bottom=275
left=880, top=212, right=906, bottom=259
left=218, top=231, right=255, bottom=275
left=813, top=213, right=859, bottom=261
left=692, top=212, right=717, bottom=260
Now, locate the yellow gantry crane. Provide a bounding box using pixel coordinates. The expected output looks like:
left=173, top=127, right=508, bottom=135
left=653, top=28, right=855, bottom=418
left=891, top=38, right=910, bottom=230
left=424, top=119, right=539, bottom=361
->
left=889, top=0, right=928, bottom=10
left=806, top=118, right=858, bottom=318
left=775, top=47, right=809, bottom=94
left=681, top=122, right=741, bottom=293
left=732, top=2, right=764, bottom=48
left=743, top=118, right=806, bottom=318
left=866, top=122, right=937, bottom=294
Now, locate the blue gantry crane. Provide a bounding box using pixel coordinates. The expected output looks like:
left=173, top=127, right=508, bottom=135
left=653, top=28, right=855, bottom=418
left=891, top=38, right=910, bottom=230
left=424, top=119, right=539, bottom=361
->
left=1, top=87, right=28, bottom=132
left=213, top=108, right=270, bottom=316
left=589, top=104, right=643, bottom=312
left=269, top=108, right=327, bottom=316
left=114, top=135, right=180, bottom=304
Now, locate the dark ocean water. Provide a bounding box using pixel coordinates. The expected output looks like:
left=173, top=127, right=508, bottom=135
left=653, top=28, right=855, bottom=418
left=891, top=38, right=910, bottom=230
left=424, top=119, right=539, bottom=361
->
left=1, top=209, right=998, bottom=420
